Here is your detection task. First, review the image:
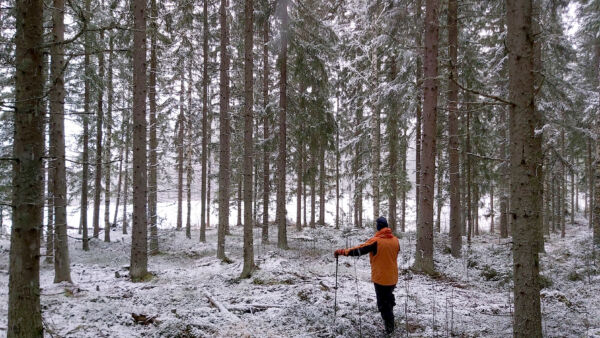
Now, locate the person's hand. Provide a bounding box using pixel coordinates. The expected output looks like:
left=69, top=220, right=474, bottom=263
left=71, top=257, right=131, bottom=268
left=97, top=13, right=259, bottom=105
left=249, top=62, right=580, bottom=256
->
left=334, top=249, right=345, bottom=258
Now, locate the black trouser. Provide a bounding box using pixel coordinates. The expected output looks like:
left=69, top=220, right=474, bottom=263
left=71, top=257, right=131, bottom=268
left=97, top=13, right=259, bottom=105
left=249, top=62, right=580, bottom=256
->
left=374, top=283, right=396, bottom=332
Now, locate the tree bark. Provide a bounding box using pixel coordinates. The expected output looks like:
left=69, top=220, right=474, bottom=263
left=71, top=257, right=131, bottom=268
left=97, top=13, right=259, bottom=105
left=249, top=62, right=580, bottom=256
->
left=8, top=0, right=45, bottom=334
left=50, top=0, right=72, bottom=282
left=241, top=0, right=255, bottom=278
left=506, top=0, right=543, bottom=335
left=594, top=41, right=600, bottom=246
left=401, top=129, right=407, bottom=232
left=81, top=0, right=91, bottom=251
left=45, top=156, right=54, bottom=265
left=113, top=141, right=123, bottom=227
left=561, top=121, right=566, bottom=238
left=104, top=36, right=114, bottom=243
left=413, top=0, right=439, bottom=275
left=237, top=176, right=243, bottom=226
left=490, top=182, right=495, bottom=234
left=435, top=144, right=443, bottom=233
left=93, top=31, right=105, bottom=239
left=311, top=152, right=316, bottom=228
left=447, top=0, right=461, bottom=257
left=500, top=109, right=509, bottom=238
left=177, top=62, right=185, bottom=231
left=335, top=80, right=340, bottom=229
left=186, top=58, right=193, bottom=240
left=149, top=0, right=159, bottom=252
left=319, top=147, right=325, bottom=226
left=415, top=0, right=423, bottom=224
left=130, top=0, right=149, bottom=281
left=588, top=139, right=593, bottom=229
left=200, top=0, right=209, bottom=242
left=122, top=116, right=130, bottom=235
left=218, top=0, right=231, bottom=259
left=262, top=16, right=270, bottom=243
left=276, top=0, right=289, bottom=249
left=372, top=52, right=380, bottom=222
left=388, top=58, right=398, bottom=234
left=296, top=142, right=303, bottom=231
left=466, top=105, right=472, bottom=242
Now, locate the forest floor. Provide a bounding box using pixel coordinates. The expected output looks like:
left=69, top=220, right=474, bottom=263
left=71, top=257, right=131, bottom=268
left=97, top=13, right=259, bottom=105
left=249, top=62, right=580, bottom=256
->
left=0, top=215, right=599, bottom=337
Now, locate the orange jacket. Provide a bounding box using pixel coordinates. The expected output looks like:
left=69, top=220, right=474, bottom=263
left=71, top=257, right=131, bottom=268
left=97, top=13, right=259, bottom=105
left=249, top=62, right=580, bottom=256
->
left=344, top=228, right=400, bottom=286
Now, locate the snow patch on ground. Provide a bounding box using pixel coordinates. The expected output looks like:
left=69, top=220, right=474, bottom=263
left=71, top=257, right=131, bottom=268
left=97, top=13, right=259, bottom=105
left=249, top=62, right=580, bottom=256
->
left=0, top=214, right=598, bottom=337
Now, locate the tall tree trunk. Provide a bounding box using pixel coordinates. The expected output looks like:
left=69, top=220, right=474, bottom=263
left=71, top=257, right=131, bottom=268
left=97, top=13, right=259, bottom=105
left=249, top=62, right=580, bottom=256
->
left=473, top=182, right=479, bottom=236
left=533, top=0, right=544, bottom=252
left=8, top=0, right=44, bottom=334
left=50, top=0, right=72, bottom=282
left=372, top=52, right=380, bottom=222
left=588, top=139, right=593, bottom=229
left=93, top=32, right=105, bottom=239
left=46, top=156, right=54, bottom=264
left=415, top=0, right=423, bottom=224
left=296, top=142, right=303, bottom=231
left=104, top=36, right=114, bottom=243
left=200, top=0, right=209, bottom=242
left=335, top=80, right=340, bottom=229
left=207, top=144, right=212, bottom=229
left=241, top=0, right=255, bottom=278
left=447, top=0, right=461, bottom=256
left=122, top=117, right=130, bottom=235
left=177, top=63, right=185, bottom=231
left=500, top=109, right=509, bottom=238
left=130, top=0, right=148, bottom=281
left=149, top=0, right=159, bottom=252
left=435, top=144, right=443, bottom=233
left=401, top=128, right=407, bottom=232
left=490, top=182, right=495, bottom=234
left=113, top=142, right=123, bottom=227
left=237, top=176, right=243, bottom=226
left=262, top=17, right=270, bottom=242
left=276, top=0, right=289, bottom=249
left=388, top=58, right=399, bottom=234
left=552, top=176, right=557, bottom=233
left=217, top=0, right=231, bottom=259
left=81, top=0, right=91, bottom=250
left=303, top=162, right=307, bottom=227
left=594, top=41, right=600, bottom=246
left=319, top=147, right=325, bottom=226
left=466, top=106, right=472, bottom=242
left=311, top=152, right=316, bottom=228
left=413, top=0, right=439, bottom=275
left=561, top=120, right=566, bottom=238
left=506, top=0, right=543, bottom=335
left=185, top=58, right=193, bottom=240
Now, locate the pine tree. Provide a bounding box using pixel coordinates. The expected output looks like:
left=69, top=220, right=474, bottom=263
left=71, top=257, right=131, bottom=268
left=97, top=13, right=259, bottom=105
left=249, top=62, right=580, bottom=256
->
left=50, top=0, right=72, bottom=283
left=413, top=0, right=439, bottom=275
left=7, top=0, right=45, bottom=334
left=241, top=0, right=255, bottom=278
left=447, top=0, right=461, bottom=257
left=276, top=0, right=289, bottom=249
left=217, top=0, right=231, bottom=259
left=506, top=0, right=543, bottom=335
left=130, top=0, right=149, bottom=281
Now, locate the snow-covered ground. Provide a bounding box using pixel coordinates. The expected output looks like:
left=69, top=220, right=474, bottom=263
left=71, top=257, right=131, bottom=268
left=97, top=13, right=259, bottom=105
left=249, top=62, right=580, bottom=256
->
left=0, top=213, right=598, bottom=337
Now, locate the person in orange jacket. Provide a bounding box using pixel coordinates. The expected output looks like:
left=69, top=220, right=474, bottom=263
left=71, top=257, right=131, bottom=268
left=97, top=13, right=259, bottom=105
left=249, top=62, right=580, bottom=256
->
left=334, top=216, right=400, bottom=334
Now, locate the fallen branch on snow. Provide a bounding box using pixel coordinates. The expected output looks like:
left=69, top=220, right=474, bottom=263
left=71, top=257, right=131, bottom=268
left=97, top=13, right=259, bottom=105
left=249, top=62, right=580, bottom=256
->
left=227, top=303, right=285, bottom=314
left=131, top=313, right=158, bottom=325
left=203, top=290, right=240, bottom=322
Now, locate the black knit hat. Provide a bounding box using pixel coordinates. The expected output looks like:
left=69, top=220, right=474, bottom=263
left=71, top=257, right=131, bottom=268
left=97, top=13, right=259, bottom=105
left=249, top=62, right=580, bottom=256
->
left=376, top=217, right=388, bottom=231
